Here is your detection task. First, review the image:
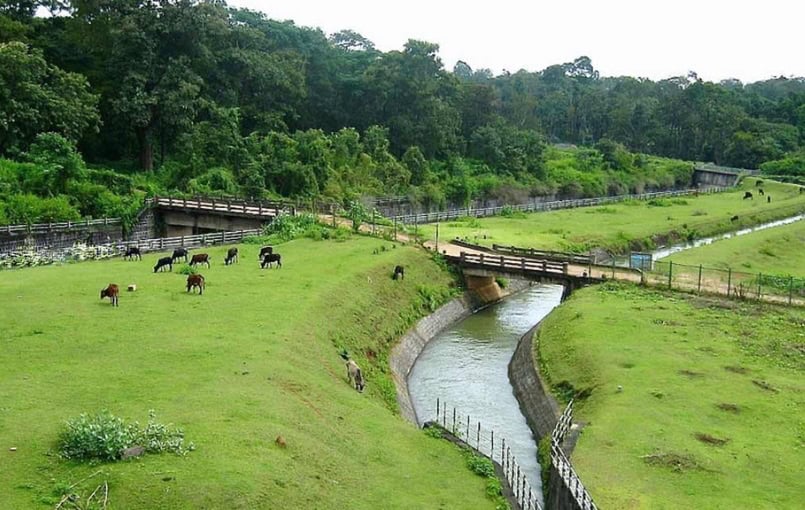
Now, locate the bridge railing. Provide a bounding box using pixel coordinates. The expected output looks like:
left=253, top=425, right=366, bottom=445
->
left=492, top=244, right=594, bottom=265
left=152, top=196, right=293, bottom=217
left=455, top=251, right=570, bottom=276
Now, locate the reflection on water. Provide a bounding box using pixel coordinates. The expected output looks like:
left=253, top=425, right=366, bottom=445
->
left=408, top=284, right=564, bottom=502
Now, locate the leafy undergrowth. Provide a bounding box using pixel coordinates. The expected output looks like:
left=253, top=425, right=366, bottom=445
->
left=0, top=238, right=492, bottom=509
left=418, top=179, right=805, bottom=255
left=537, top=283, right=804, bottom=509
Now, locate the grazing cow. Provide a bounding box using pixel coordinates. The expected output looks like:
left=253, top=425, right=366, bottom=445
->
left=190, top=253, right=211, bottom=268
left=100, top=284, right=119, bottom=307
left=261, top=253, right=282, bottom=269
left=172, top=247, right=188, bottom=263
left=154, top=256, right=173, bottom=273
left=392, top=265, right=405, bottom=280
left=743, top=191, right=753, bottom=200
left=259, top=246, right=274, bottom=259
left=346, top=359, right=365, bottom=392
left=758, top=188, right=764, bottom=196
left=767, top=195, right=771, bottom=203
left=730, top=215, right=739, bottom=222
left=186, top=274, right=205, bottom=294
left=124, top=246, right=141, bottom=261
left=756, top=180, right=763, bottom=187
left=224, top=247, right=239, bottom=265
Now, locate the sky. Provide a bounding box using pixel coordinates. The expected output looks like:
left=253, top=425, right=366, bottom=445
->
left=229, top=0, right=804, bottom=84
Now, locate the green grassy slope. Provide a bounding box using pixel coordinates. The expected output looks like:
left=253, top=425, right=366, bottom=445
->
left=417, top=178, right=805, bottom=254
left=665, top=219, right=805, bottom=276
left=536, top=284, right=804, bottom=509
left=0, top=238, right=494, bottom=509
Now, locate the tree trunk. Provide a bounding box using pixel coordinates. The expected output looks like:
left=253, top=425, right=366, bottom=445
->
left=136, top=125, right=153, bottom=172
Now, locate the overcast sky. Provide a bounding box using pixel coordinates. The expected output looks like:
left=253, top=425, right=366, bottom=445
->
left=229, top=0, right=803, bottom=83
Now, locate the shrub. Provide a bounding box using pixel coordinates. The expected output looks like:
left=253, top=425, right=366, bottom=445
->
left=177, top=264, right=198, bottom=275
left=495, top=277, right=509, bottom=289
left=465, top=453, right=496, bottom=478
left=58, top=410, right=193, bottom=462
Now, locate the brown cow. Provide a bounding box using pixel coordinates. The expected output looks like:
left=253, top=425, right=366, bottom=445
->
left=186, top=274, right=205, bottom=295
left=100, top=284, right=119, bottom=307
left=190, top=253, right=210, bottom=268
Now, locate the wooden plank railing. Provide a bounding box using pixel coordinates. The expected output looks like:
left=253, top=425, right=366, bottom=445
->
left=492, top=244, right=593, bottom=265
left=393, top=187, right=723, bottom=224
left=119, top=228, right=261, bottom=252
left=453, top=251, right=570, bottom=276
left=153, top=196, right=293, bottom=217
left=1, top=217, right=122, bottom=236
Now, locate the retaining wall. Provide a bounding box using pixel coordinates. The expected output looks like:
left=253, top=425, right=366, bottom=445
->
left=508, top=322, right=562, bottom=440
left=391, top=279, right=533, bottom=424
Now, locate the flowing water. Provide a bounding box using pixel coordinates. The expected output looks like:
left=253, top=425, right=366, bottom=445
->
left=408, top=284, right=564, bottom=502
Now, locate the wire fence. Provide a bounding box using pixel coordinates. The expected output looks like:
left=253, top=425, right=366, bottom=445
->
left=645, top=260, right=805, bottom=306
left=433, top=399, right=543, bottom=510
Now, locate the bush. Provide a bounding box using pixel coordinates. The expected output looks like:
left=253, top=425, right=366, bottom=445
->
left=262, top=213, right=319, bottom=241
left=177, top=264, right=198, bottom=275
left=495, top=277, right=509, bottom=289
left=465, top=453, right=496, bottom=477
left=58, top=410, right=193, bottom=462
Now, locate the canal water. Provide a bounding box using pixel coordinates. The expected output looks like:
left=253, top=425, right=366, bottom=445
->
left=408, top=284, right=564, bottom=502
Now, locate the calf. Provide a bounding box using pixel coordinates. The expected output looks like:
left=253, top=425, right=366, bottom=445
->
left=190, top=253, right=211, bottom=268
left=261, top=253, right=282, bottom=269
left=730, top=215, right=739, bottom=222
left=758, top=188, right=764, bottom=196
left=154, top=256, right=173, bottom=273
left=392, top=265, right=405, bottom=280
left=756, top=179, right=763, bottom=186
left=767, top=195, right=771, bottom=203
left=224, top=247, right=239, bottom=265
left=124, top=246, right=141, bottom=261
left=172, top=247, right=188, bottom=263
left=186, top=274, right=205, bottom=295
left=259, top=246, right=274, bottom=259
left=743, top=191, right=753, bottom=200
left=346, top=359, right=365, bottom=392
left=100, top=283, right=119, bottom=307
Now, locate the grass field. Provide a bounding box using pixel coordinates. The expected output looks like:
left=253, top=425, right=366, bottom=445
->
left=415, top=179, right=805, bottom=254
left=0, top=237, right=497, bottom=509
left=536, top=284, right=804, bottom=509
left=665, top=218, right=805, bottom=277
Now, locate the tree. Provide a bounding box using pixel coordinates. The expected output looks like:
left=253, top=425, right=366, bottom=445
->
left=0, top=41, right=99, bottom=155
left=26, top=132, right=85, bottom=196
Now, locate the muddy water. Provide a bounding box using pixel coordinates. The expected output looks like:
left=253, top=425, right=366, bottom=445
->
left=407, top=284, right=564, bottom=502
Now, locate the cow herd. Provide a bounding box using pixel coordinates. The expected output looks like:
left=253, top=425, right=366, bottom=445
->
left=101, top=244, right=283, bottom=306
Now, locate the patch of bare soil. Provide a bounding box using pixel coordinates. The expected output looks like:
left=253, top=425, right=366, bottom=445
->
left=695, top=433, right=730, bottom=446
left=716, top=403, right=740, bottom=413
left=678, top=369, right=703, bottom=378
left=724, top=365, right=749, bottom=374
left=642, top=452, right=702, bottom=472
left=752, top=380, right=779, bottom=393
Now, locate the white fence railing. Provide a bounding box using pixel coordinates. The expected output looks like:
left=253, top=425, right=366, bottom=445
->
left=0, top=217, right=121, bottom=236
left=393, top=187, right=723, bottom=224
left=549, top=400, right=597, bottom=510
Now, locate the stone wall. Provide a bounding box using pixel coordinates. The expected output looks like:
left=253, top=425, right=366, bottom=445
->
left=0, top=224, right=124, bottom=253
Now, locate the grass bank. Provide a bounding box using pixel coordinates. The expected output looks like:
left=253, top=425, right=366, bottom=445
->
left=536, top=283, right=804, bottom=509
left=665, top=218, right=805, bottom=277
left=416, top=178, right=805, bottom=255
left=0, top=238, right=497, bottom=509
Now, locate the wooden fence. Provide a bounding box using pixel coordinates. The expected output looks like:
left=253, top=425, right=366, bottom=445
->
left=119, top=229, right=262, bottom=252
left=549, top=401, right=598, bottom=510
left=393, top=187, right=723, bottom=224
left=434, top=399, right=543, bottom=510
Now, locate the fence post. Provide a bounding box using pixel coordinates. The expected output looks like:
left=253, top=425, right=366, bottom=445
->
left=452, top=407, right=456, bottom=434
left=466, top=415, right=470, bottom=440
left=562, top=261, right=568, bottom=275
left=668, top=261, right=673, bottom=289
left=789, top=276, right=794, bottom=305
left=476, top=422, right=481, bottom=450
left=491, top=430, right=494, bottom=458
left=727, top=268, right=732, bottom=298
left=757, top=273, right=762, bottom=300
left=698, top=264, right=703, bottom=294
left=436, top=398, right=439, bottom=421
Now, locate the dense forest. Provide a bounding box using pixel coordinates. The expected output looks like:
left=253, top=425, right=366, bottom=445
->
left=1, top=0, right=804, bottom=225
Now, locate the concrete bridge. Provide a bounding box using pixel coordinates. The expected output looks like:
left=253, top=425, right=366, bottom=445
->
left=147, top=196, right=295, bottom=237
left=693, top=164, right=758, bottom=188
